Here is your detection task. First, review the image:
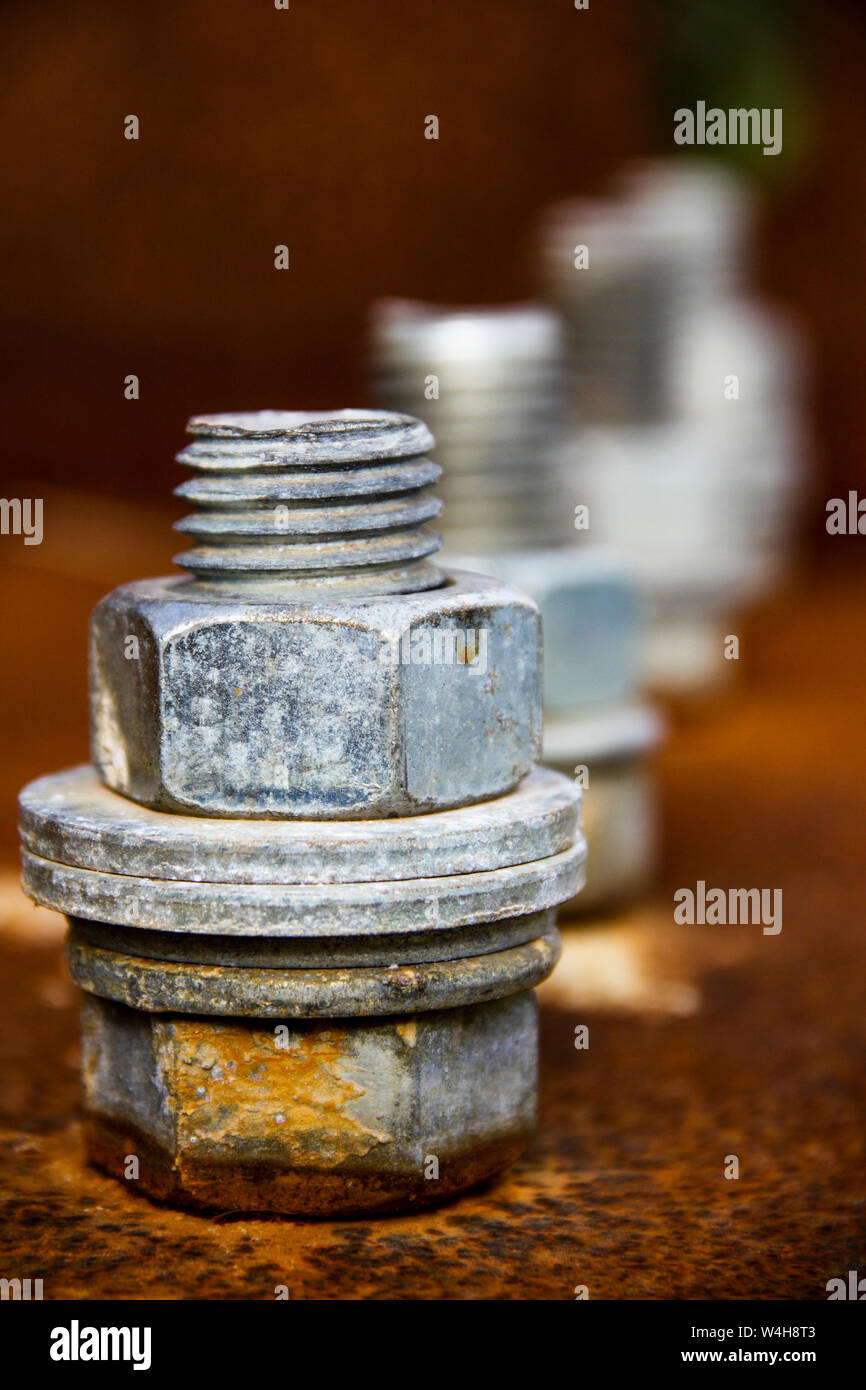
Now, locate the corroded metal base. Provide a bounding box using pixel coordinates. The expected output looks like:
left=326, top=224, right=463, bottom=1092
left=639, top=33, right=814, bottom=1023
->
left=22, top=764, right=581, bottom=1216
left=81, top=991, right=538, bottom=1217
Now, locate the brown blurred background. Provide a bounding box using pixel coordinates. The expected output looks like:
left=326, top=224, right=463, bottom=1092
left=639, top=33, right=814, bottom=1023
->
left=2, top=1, right=866, bottom=1298
left=2, top=0, right=866, bottom=853
left=2, top=0, right=866, bottom=502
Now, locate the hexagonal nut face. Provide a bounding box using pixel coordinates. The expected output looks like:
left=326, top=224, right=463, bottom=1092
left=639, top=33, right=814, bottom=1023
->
left=90, top=571, right=541, bottom=817
left=80, top=992, right=537, bottom=1216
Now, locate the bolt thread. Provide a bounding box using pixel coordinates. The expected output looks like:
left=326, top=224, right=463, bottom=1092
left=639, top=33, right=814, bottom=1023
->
left=369, top=300, right=568, bottom=553
left=173, top=410, right=444, bottom=596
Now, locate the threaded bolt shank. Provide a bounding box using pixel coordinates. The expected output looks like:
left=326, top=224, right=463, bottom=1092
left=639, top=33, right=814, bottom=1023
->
left=173, top=409, right=443, bottom=596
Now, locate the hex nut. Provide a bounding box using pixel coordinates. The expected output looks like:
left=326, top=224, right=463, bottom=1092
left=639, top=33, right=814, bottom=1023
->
left=544, top=703, right=660, bottom=914
left=550, top=755, right=655, bottom=915
left=90, top=569, right=541, bottom=818
left=444, top=548, right=640, bottom=715
left=80, top=990, right=538, bottom=1217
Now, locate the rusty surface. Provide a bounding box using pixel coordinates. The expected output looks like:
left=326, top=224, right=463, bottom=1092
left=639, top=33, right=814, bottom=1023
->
left=73, top=989, right=539, bottom=1219
left=1, top=573, right=865, bottom=1297
left=82, top=1115, right=532, bottom=1224
left=64, top=924, right=560, bottom=1017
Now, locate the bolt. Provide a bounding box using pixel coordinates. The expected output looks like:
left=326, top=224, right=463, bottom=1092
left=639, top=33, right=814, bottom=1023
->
left=370, top=309, right=662, bottom=914
left=19, top=409, right=584, bottom=1216
left=537, top=162, right=804, bottom=699
left=370, top=300, right=568, bottom=554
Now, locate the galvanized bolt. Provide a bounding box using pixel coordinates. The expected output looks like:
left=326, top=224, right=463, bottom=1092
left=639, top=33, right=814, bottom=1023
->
left=369, top=300, right=569, bottom=554
left=19, top=409, right=584, bottom=1216
left=537, top=162, right=804, bottom=698
left=370, top=308, right=661, bottom=914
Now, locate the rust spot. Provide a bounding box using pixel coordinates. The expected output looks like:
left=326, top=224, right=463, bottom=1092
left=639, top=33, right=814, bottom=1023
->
left=161, top=1019, right=392, bottom=1164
